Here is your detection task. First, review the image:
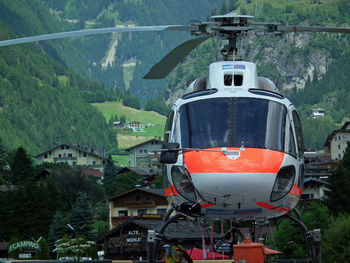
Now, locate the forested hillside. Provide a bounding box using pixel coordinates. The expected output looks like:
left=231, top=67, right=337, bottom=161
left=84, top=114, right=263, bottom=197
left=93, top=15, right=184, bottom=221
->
left=165, top=0, right=350, bottom=150
left=0, top=23, right=117, bottom=154
left=40, top=0, right=227, bottom=105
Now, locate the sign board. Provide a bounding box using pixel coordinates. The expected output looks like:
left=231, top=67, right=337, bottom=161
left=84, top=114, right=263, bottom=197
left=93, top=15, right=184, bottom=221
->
left=8, top=241, right=41, bottom=253
left=19, top=253, right=32, bottom=259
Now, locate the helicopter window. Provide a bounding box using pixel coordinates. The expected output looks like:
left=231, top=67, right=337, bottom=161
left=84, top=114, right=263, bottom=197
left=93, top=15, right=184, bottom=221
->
left=179, top=97, right=286, bottom=151
left=164, top=110, right=174, bottom=142
left=234, top=74, right=243, bottom=86
left=288, top=126, right=297, bottom=158
left=292, top=111, right=304, bottom=158
left=224, top=74, right=232, bottom=86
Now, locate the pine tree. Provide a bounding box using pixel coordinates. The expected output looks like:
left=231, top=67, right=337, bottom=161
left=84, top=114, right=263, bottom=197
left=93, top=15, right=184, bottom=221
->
left=324, top=141, right=350, bottom=215
left=9, top=146, right=34, bottom=184
left=103, top=154, right=118, bottom=197
left=69, top=193, right=94, bottom=237
left=48, top=211, right=67, bottom=249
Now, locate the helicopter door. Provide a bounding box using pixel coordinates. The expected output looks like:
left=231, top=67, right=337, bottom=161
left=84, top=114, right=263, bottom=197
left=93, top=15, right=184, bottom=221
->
left=292, top=110, right=305, bottom=189
left=292, top=110, right=304, bottom=159
left=164, top=110, right=175, bottom=143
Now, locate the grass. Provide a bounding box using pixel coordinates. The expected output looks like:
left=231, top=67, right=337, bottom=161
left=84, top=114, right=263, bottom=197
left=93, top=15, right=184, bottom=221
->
left=92, top=101, right=166, bottom=125
left=92, top=101, right=166, bottom=149
left=117, top=135, right=157, bottom=149
left=112, top=154, right=130, bottom=166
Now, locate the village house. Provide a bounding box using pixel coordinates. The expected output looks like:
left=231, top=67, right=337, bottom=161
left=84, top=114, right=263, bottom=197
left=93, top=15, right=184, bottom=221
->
left=126, top=138, right=162, bottom=170
left=310, top=108, right=324, bottom=119
left=324, top=121, right=350, bottom=160
left=35, top=143, right=107, bottom=169
left=123, top=121, right=142, bottom=131
left=108, top=188, right=170, bottom=229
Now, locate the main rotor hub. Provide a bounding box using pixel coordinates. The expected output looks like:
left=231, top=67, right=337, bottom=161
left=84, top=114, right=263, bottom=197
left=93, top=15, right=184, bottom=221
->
left=210, top=13, right=254, bottom=60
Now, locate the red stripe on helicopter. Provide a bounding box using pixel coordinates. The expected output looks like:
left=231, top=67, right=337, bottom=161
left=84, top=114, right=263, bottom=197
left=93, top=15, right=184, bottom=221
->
left=164, top=185, right=178, bottom=197
left=256, top=202, right=290, bottom=213
left=201, top=203, right=214, bottom=209
left=289, top=184, right=303, bottom=196
left=184, top=148, right=284, bottom=174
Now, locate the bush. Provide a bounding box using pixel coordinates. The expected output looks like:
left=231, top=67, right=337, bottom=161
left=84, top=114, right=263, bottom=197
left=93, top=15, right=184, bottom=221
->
left=322, top=214, right=350, bottom=263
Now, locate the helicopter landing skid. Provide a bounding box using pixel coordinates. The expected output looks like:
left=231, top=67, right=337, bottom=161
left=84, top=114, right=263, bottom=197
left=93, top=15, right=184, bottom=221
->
left=284, top=208, right=321, bottom=263
left=148, top=208, right=185, bottom=263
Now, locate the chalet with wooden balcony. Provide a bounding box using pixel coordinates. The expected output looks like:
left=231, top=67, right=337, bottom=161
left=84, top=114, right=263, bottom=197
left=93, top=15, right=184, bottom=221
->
left=108, top=188, right=170, bottom=229
left=35, top=143, right=106, bottom=168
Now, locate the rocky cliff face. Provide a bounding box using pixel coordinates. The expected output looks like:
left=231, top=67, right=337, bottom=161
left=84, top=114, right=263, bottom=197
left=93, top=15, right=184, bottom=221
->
left=164, top=32, right=340, bottom=106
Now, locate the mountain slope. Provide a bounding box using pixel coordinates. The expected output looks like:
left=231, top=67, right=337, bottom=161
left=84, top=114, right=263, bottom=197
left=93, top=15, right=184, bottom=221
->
left=40, top=0, right=227, bottom=105
left=164, top=0, right=350, bottom=150
left=0, top=23, right=116, bottom=154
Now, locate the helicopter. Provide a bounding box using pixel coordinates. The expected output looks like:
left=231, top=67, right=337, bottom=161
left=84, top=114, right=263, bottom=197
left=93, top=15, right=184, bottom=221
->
left=1, top=11, right=350, bottom=262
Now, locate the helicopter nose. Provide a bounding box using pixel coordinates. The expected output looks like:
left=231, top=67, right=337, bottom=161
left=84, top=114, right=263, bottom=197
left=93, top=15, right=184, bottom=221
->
left=184, top=148, right=284, bottom=174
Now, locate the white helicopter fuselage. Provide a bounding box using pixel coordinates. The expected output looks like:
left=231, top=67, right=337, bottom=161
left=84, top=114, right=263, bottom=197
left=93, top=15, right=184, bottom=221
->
left=163, top=61, right=304, bottom=222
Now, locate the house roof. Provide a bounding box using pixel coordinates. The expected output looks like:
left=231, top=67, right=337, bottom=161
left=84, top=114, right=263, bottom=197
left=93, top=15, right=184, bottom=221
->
left=126, top=138, right=163, bottom=151
left=102, top=218, right=221, bottom=241
left=108, top=187, right=165, bottom=201
left=324, top=121, right=350, bottom=147
left=304, top=178, right=329, bottom=185
left=81, top=167, right=104, bottom=178
left=35, top=143, right=106, bottom=160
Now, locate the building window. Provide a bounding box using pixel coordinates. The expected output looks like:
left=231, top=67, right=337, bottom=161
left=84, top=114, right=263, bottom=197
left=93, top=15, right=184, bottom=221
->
left=44, top=154, right=48, bottom=158
left=79, top=151, right=82, bottom=157
left=93, top=161, right=96, bottom=165
left=335, top=137, right=337, bottom=141
left=61, top=145, right=64, bottom=149
left=68, top=153, right=73, bottom=157
left=137, top=209, right=147, bottom=216
left=58, top=154, right=62, bottom=158
left=339, top=154, right=341, bottom=159
left=49, top=151, right=52, bottom=157
left=339, top=136, right=341, bottom=140
left=139, top=150, right=143, bottom=153
left=157, top=208, right=167, bottom=215
left=83, top=152, right=87, bottom=157
left=118, top=210, right=128, bottom=217
left=103, top=160, right=106, bottom=165
left=338, top=145, right=341, bottom=150
left=144, top=149, right=148, bottom=153
left=136, top=195, right=140, bottom=201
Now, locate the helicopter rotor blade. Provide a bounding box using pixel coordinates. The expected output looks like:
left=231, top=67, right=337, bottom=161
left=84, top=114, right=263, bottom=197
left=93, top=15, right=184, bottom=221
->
left=0, top=25, right=199, bottom=47
left=143, top=36, right=210, bottom=79
left=276, top=25, right=350, bottom=34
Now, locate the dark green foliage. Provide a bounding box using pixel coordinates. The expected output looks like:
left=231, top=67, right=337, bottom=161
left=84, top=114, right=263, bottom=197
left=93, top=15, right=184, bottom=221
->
left=324, top=141, right=350, bottom=215
left=69, top=192, right=94, bottom=237
left=111, top=171, right=144, bottom=197
left=48, top=211, right=67, bottom=250
left=272, top=202, right=331, bottom=259
left=35, top=239, right=51, bottom=260
left=322, top=214, right=350, bottom=263
left=0, top=180, right=63, bottom=241
left=52, top=167, right=105, bottom=211
left=144, top=98, right=170, bottom=116
left=122, top=91, right=140, bottom=110
left=0, top=31, right=118, bottom=154
left=103, top=154, right=118, bottom=196
left=301, top=116, right=339, bottom=150
left=0, top=139, right=8, bottom=171
left=9, top=146, right=34, bottom=184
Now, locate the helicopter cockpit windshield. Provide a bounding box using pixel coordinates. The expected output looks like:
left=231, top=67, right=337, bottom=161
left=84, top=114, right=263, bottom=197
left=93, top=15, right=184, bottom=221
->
left=179, top=97, right=287, bottom=152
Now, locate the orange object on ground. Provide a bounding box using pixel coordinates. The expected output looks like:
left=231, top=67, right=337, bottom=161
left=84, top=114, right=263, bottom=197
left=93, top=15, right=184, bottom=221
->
left=233, top=237, right=281, bottom=263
